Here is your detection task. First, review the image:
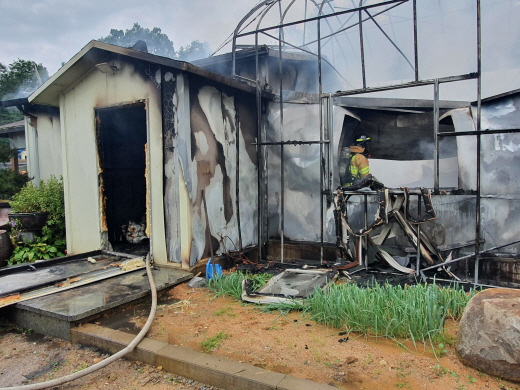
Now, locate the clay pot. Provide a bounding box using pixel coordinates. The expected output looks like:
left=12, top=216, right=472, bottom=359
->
left=0, top=230, right=13, bottom=267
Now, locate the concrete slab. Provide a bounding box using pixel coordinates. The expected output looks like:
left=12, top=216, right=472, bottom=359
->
left=0, top=252, right=129, bottom=296
left=72, top=324, right=338, bottom=390
left=8, top=267, right=192, bottom=340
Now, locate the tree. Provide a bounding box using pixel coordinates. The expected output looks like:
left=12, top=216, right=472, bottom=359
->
left=0, top=59, right=49, bottom=125
left=0, top=138, right=12, bottom=164
left=176, top=40, right=211, bottom=62
left=0, top=59, right=48, bottom=100
left=99, top=23, right=176, bottom=58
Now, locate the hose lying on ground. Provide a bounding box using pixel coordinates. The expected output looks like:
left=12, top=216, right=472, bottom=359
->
left=0, top=253, right=158, bottom=390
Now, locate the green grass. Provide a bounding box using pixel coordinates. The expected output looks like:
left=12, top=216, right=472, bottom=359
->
left=206, top=272, right=476, bottom=342
left=304, top=281, right=476, bottom=341
left=200, top=331, right=230, bottom=352
left=206, top=272, right=272, bottom=300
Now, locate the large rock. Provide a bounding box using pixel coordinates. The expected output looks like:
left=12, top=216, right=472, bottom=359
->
left=456, top=288, right=520, bottom=382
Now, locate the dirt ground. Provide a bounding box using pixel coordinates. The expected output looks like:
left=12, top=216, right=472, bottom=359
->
left=0, top=280, right=519, bottom=390
left=0, top=327, right=221, bottom=390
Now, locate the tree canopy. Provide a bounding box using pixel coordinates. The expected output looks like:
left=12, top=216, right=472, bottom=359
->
left=0, top=59, right=49, bottom=125
left=99, top=23, right=176, bottom=58
left=0, top=59, right=48, bottom=100
left=176, top=40, right=211, bottom=62
left=99, top=23, right=211, bottom=62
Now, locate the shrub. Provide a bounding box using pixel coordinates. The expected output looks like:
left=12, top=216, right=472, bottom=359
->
left=0, top=169, right=30, bottom=199
left=8, top=176, right=66, bottom=265
left=10, top=175, right=65, bottom=240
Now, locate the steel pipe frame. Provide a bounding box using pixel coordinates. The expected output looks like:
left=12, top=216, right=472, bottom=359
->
left=237, top=1, right=519, bottom=286
left=235, top=0, right=412, bottom=263
left=438, top=128, right=520, bottom=137
left=234, top=0, right=408, bottom=40
left=254, top=140, right=330, bottom=146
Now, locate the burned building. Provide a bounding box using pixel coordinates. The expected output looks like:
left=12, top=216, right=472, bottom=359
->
left=19, top=0, right=520, bottom=289
left=28, top=40, right=266, bottom=266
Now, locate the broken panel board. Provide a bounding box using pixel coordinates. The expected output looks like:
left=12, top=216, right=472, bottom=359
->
left=0, top=252, right=145, bottom=309
left=242, top=269, right=338, bottom=305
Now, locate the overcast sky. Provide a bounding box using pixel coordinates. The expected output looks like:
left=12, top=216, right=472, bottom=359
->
left=0, top=0, right=259, bottom=75
left=1, top=0, right=519, bottom=100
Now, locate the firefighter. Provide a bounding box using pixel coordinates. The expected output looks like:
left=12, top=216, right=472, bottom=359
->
left=339, top=134, right=371, bottom=187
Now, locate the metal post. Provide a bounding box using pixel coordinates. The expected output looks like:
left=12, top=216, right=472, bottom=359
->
left=475, top=0, right=482, bottom=285
left=303, top=0, right=308, bottom=46
left=327, top=94, right=334, bottom=192
left=318, top=16, right=324, bottom=264
left=364, top=194, right=368, bottom=270
left=413, top=0, right=418, bottom=81
left=359, top=5, right=366, bottom=89
left=433, top=79, right=440, bottom=193
left=416, top=195, right=421, bottom=275
left=235, top=96, right=242, bottom=249
left=255, top=32, right=263, bottom=262
left=279, top=12, right=285, bottom=263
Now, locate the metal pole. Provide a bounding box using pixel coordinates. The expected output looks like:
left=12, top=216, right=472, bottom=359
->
left=413, top=0, right=418, bottom=81
left=364, top=194, right=368, bottom=270
left=303, top=0, right=308, bottom=46
left=433, top=78, right=440, bottom=193
left=328, top=94, right=334, bottom=192
left=318, top=16, right=324, bottom=264
left=475, top=0, right=482, bottom=285
left=279, top=12, right=285, bottom=264
left=359, top=5, right=366, bottom=89
left=255, top=32, right=263, bottom=262
left=235, top=96, right=242, bottom=249
left=416, top=195, right=421, bottom=274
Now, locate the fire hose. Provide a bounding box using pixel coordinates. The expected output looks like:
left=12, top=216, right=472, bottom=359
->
left=0, top=253, right=158, bottom=390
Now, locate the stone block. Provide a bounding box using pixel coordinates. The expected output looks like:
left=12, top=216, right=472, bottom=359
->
left=456, top=288, right=520, bottom=382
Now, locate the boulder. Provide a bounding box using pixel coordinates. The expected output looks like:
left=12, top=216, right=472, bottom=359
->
left=456, top=288, right=520, bottom=382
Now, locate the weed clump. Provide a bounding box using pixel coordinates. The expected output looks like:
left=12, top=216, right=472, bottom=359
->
left=206, top=272, right=271, bottom=300
left=200, top=332, right=230, bottom=352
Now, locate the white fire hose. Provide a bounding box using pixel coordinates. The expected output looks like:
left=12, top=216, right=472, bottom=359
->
left=0, top=253, right=158, bottom=390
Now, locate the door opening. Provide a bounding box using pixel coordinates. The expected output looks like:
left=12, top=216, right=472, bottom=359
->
left=96, top=102, right=149, bottom=255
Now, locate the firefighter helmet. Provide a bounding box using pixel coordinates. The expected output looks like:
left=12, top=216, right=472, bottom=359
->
left=353, top=135, right=371, bottom=149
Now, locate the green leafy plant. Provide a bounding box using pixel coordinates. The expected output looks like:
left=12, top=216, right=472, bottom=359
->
left=8, top=176, right=66, bottom=265
left=8, top=235, right=65, bottom=265
left=200, top=332, right=230, bottom=352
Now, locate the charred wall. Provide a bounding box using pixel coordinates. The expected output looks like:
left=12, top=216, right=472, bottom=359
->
left=163, top=71, right=259, bottom=266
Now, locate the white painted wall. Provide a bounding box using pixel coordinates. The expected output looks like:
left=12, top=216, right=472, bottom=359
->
left=36, top=113, right=62, bottom=180
left=59, top=60, right=167, bottom=262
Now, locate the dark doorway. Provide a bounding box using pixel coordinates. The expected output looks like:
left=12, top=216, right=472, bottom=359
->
left=96, top=102, right=148, bottom=252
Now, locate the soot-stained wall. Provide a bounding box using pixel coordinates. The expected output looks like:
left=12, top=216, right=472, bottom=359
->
left=265, top=101, right=460, bottom=244
left=163, top=73, right=258, bottom=266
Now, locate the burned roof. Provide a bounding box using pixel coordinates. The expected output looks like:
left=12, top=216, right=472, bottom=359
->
left=29, top=40, right=271, bottom=107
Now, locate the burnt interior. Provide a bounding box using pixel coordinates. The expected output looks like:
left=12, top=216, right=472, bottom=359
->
left=338, top=109, right=457, bottom=161
left=96, top=102, right=148, bottom=251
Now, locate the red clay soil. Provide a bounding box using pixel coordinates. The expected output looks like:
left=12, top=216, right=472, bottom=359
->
left=134, top=282, right=519, bottom=390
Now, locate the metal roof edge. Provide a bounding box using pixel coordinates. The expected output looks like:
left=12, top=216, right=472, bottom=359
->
left=29, top=40, right=270, bottom=107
